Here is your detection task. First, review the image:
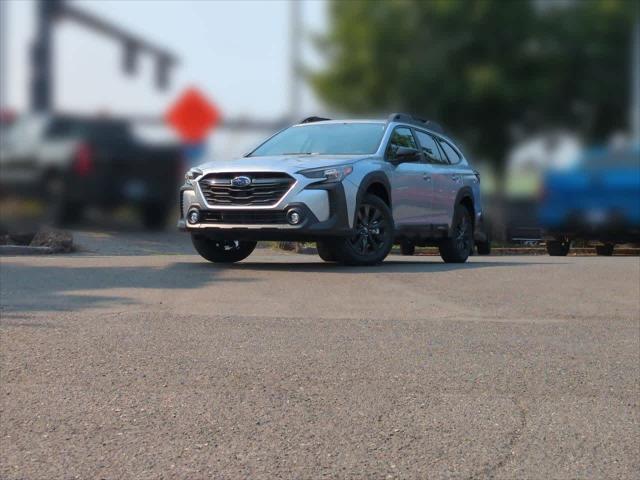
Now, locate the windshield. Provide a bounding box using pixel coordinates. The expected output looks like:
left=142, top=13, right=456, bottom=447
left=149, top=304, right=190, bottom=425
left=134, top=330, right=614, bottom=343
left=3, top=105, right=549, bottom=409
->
left=248, top=122, right=385, bottom=156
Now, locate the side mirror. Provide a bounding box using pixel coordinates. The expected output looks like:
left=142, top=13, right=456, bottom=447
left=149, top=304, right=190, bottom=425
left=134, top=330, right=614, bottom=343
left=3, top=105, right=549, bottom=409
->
left=393, top=146, right=421, bottom=164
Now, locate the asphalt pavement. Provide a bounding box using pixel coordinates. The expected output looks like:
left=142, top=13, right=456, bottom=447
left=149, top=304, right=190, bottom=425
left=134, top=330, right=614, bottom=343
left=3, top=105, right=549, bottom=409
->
left=1, top=231, right=639, bottom=479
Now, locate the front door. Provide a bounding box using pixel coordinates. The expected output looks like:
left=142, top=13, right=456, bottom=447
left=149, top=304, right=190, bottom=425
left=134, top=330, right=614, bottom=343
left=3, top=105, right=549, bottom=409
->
left=385, top=127, right=432, bottom=227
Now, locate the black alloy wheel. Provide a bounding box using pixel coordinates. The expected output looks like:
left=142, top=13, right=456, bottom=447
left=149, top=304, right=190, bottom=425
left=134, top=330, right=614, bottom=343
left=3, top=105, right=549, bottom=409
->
left=191, top=235, right=257, bottom=263
left=330, top=194, right=394, bottom=266
left=439, top=204, right=473, bottom=263
left=595, top=243, right=615, bottom=256
left=350, top=202, right=390, bottom=256
left=546, top=238, right=571, bottom=256
left=454, top=213, right=472, bottom=255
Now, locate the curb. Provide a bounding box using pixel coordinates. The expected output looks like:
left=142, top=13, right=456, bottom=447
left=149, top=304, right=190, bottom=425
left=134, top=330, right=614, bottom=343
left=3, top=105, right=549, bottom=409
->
left=0, top=245, right=56, bottom=255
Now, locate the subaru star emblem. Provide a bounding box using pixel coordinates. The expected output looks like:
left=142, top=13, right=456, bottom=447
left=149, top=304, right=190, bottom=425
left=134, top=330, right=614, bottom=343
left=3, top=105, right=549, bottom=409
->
left=231, top=176, right=252, bottom=187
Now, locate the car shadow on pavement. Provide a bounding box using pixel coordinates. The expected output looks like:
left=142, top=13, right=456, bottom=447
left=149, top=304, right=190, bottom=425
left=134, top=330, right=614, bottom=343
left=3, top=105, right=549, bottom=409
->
left=216, top=258, right=561, bottom=273
left=0, top=261, right=255, bottom=314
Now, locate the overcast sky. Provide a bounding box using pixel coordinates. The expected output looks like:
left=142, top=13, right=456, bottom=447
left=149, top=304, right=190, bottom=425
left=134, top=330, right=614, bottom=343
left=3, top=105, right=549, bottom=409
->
left=3, top=0, right=329, bottom=120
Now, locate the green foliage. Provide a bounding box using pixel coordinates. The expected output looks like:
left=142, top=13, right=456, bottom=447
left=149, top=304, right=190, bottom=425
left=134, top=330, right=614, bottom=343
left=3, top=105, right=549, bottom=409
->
left=312, top=0, right=635, bottom=167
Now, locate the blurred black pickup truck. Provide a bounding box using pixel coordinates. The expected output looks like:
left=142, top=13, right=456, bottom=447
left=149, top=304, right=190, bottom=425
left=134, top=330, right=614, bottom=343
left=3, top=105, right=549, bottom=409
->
left=0, top=114, right=183, bottom=228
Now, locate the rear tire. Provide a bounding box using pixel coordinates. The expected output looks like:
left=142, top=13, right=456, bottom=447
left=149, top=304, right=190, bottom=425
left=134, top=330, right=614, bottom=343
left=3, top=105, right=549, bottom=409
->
left=595, top=243, right=614, bottom=256
left=476, top=240, right=491, bottom=255
left=316, top=240, right=337, bottom=262
left=400, top=241, right=415, bottom=256
left=439, top=204, right=473, bottom=263
left=48, top=201, right=83, bottom=226
left=44, top=174, right=82, bottom=226
left=546, top=238, right=571, bottom=256
left=332, top=194, right=394, bottom=266
left=191, top=235, right=257, bottom=263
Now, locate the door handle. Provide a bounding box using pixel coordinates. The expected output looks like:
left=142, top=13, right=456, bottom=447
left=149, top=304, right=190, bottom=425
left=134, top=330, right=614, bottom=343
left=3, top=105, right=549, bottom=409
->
left=451, top=175, right=461, bottom=182
left=423, top=174, right=431, bottom=182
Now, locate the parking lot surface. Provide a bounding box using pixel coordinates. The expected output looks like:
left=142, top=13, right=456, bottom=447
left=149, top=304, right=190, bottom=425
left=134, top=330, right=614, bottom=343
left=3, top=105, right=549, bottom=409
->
left=1, top=232, right=639, bottom=479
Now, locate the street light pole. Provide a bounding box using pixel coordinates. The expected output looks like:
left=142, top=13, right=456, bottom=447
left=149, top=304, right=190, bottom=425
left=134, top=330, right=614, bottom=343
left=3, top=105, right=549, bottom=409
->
left=0, top=0, right=7, bottom=112
left=30, top=0, right=60, bottom=112
left=29, top=0, right=178, bottom=113
left=289, top=0, right=302, bottom=122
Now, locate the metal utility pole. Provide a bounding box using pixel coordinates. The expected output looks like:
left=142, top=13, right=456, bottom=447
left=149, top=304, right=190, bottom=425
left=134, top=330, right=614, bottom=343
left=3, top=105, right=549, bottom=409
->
left=0, top=0, right=7, bottom=112
left=29, top=0, right=178, bottom=113
left=30, top=0, right=60, bottom=112
left=289, top=0, right=302, bottom=122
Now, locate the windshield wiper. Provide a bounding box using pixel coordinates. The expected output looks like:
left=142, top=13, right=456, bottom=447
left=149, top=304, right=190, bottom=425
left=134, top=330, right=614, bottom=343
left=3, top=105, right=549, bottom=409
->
left=282, top=152, right=320, bottom=155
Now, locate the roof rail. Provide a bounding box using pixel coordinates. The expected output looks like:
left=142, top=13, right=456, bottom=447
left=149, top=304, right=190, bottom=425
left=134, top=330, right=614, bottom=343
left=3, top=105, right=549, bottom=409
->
left=300, top=116, right=331, bottom=124
left=387, top=113, right=445, bottom=134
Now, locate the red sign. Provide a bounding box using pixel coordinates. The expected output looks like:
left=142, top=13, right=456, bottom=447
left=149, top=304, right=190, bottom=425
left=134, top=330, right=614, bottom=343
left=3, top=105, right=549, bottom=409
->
left=165, top=87, right=221, bottom=143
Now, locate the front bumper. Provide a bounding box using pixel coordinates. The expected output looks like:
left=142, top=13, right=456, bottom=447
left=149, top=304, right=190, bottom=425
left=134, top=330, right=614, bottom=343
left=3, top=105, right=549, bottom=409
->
left=178, top=181, right=354, bottom=241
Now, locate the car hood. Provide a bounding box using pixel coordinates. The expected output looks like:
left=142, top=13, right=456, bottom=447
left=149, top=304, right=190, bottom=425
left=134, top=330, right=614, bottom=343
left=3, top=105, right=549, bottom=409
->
left=196, top=154, right=371, bottom=175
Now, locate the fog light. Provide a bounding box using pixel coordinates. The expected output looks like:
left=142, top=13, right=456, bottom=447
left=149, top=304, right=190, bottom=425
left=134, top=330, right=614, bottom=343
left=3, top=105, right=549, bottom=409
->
left=187, top=209, right=200, bottom=224
left=287, top=210, right=302, bottom=225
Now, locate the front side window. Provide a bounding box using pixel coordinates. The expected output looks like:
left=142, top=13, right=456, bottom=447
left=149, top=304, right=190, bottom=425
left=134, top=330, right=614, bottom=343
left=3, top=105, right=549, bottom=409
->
left=385, top=127, right=417, bottom=161
left=248, top=122, right=385, bottom=157
left=414, top=130, right=444, bottom=164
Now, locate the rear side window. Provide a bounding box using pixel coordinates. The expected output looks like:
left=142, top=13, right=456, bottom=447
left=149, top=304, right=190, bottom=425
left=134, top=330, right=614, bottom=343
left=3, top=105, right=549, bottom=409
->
left=414, top=130, right=444, bottom=164
left=439, top=140, right=463, bottom=164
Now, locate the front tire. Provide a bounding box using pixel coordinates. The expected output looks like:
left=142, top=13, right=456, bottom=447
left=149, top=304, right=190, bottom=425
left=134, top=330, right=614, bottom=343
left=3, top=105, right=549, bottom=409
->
left=316, top=240, right=337, bottom=262
left=439, top=204, right=473, bottom=263
left=476, top=240, right=491, bottom=255
left=332, top=194, right=394, bottom=266
left=43, top=174, right=82, bottom=225
left=546, top=238, right=571, bottom=256
left=191, top=235, right=257, bottom=263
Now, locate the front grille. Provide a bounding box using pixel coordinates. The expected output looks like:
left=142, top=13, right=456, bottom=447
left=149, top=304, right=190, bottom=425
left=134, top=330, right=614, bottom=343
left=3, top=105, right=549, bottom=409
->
left=199, top=172, right=295, bottom=206
left=200, top=210, right=288, bottom=225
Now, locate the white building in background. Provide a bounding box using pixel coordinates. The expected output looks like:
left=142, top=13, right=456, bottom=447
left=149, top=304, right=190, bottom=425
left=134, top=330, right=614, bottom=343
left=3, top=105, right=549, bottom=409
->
left=505, top=132, right=583, bottom=199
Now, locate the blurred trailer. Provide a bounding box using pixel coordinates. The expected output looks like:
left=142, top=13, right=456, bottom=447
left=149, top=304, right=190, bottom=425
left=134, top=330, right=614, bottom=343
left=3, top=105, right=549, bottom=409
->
left=539, top=143, right=640, bottom=255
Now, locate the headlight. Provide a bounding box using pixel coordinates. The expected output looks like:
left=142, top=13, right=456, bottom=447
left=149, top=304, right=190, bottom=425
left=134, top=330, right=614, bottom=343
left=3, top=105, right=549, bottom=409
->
left=299, top=165, right=353, bottom=183
left=184, top=168, right=203, bottom=184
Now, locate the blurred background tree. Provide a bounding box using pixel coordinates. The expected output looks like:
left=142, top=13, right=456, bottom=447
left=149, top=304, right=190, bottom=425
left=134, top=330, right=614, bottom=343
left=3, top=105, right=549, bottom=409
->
left=312, top=0, right=635, bottom=171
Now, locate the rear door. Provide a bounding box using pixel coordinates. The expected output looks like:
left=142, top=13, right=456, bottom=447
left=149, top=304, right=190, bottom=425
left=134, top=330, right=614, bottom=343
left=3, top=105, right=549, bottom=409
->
left=437, top=138, right=473, bottom=227
left=386, top=126, right=432, bottom=226
left=413, top=129, right=450, bottom=227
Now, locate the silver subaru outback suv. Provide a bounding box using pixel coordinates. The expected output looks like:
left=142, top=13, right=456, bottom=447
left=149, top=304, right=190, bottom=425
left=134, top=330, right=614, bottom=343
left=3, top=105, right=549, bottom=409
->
left=178, top=113, right=490, bottom=265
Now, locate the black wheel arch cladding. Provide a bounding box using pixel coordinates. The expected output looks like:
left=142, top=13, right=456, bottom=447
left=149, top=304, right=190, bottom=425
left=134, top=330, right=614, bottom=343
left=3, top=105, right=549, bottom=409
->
left=356, top=172, right=392, bottom=225
left=450, top=187, right=474, bottom=236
